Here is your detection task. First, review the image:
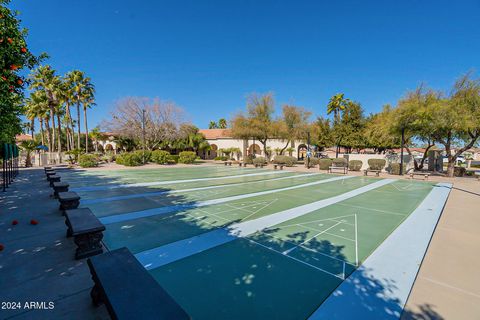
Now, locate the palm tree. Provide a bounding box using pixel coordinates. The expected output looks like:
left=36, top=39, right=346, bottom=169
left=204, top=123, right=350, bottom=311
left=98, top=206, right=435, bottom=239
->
left=327, top=93, right=350, bottom=157
left=89, top=127, right=103, bottom=152
left=30, top=66, right=62, bottom=153
left=25, top=90, right=50, bottom=148
left=327, top=93, right=349, bottom=124
left=66, top=70, right=95, bottom=152
left=82, top=89, right=95, bottom=152
left=208, top=121, right=217, bottom=129
left=59, top=79, right=76, bottom=151
left=19, top=140, right=37, bottom=167
left=218, top=118, right=227, bottom=129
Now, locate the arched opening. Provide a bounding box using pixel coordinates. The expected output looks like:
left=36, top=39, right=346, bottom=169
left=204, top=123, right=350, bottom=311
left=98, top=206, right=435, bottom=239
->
left=207, top=144, right=218, bottom=159
left=248, top=144, right=261, bottom=156
left=105, top=144, right=114, bottom=153
left=298, top=144, right=307, bottom=160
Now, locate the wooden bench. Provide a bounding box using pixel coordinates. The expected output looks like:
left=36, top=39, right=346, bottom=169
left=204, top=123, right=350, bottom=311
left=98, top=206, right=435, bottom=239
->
left=53, top=181, right=69, bottom=198
left=87, top=247, right=190, bottom=320
left=58, top=191, right=81, bottom=212
left=45, top=168, right=55, bottom=174
left=44, top=166, right=52, bottom=171
left=273, top=164, right=284, bottom=170
left=224, top=161, right=232, bottom=166
left=364, top=169, right=381, bottom=177
left=46, top=171, right=56, bottom=179
left=328, top=166, right=348, bottom=174
left=48, top=175, right=61, bottom=187
left=254, top=163, right=265, bottom=168
left=409, top=171, right=430, bottom=180
left=65, top=208, right=105, bottom=259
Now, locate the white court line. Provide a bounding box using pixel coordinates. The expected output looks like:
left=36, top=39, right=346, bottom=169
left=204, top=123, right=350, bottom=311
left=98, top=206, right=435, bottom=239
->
left=282, top=221, right=343, bottom=255
left=134, top=178, right=395, bottom=272
left=82, top=173, right=319, bottom=205
left=247, top=238, right=344, bottom=280
left=99, top=175, right=354, bottom=225
left=308, top=183, right=452, bottom=320
left=72, top=169, right=290, bottom=192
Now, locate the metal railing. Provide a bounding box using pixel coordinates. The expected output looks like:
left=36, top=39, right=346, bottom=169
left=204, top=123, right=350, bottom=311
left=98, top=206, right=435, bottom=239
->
left=2, top=143, right=19, bottom=192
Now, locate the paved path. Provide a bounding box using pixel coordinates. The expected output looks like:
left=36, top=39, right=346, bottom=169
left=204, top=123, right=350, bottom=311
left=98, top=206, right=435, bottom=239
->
left=0, top=168, right=108, bottom=320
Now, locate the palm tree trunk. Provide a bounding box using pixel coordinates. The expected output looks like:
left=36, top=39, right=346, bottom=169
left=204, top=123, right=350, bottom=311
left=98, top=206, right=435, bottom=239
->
left=44, top=119, right=51, bottom=151
left=50, top=107, right=56, bottom=152
left=30, top=118, right=35, bottom=138
left=77, top=103, right=81, bottom=151
left=65, top=103, right=75, bottom=151
left=56, top=113, right=62, bottom=162
left=84, top=107, right=89, bottom=153
left=39, top=118, right=45, bottom=146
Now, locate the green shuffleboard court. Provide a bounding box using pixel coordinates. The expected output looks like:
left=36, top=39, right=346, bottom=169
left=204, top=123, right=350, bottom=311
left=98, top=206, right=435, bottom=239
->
left=66, top=165, right=446, bottom=319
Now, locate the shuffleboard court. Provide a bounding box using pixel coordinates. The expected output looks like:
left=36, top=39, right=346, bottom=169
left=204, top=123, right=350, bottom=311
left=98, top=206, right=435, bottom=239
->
left=64, top=165, right=449, bottom=319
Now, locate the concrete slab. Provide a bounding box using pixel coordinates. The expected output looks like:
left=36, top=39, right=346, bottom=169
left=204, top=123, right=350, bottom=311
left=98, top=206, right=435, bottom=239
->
left=0, top=168, right=108, bottom=320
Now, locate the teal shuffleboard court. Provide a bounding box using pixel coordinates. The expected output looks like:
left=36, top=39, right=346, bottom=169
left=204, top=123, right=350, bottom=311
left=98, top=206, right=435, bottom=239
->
left=67, top=165, right=447, bottom=319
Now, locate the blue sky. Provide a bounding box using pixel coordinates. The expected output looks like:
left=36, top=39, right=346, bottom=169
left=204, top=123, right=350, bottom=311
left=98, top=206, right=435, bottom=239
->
left=15, top=0, right=480, bottom=129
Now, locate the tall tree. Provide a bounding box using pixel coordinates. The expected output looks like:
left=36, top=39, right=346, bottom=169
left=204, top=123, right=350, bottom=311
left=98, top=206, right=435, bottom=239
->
left=29, top=65, right=62, bottom=153
left=276, top=105, right=311, bottom=154
left=311, top=117, right=333, bottom=151
left=327, top=93, right=350, bottom=156
left=218, top=118, right=227, bottom=129
left=0, top=0, right=43, bottom=144
left=66, top=70, right=95, bottom=152
left=231, top=93, right=275, bottom=158
left=428, top=74, right=480, bottom=177
left=208, top=120, right=218, bottom=129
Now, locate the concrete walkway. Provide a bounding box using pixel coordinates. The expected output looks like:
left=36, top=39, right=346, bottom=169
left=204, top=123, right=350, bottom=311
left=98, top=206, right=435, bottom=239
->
left=0, top=168, right=108, bottom=320
left=1, top=164, right=479, bottom=319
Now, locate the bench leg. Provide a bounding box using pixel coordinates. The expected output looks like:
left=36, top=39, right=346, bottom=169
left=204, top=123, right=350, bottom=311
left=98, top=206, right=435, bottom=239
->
left=376, top=172, right=379, bottom=177
left=65, top=218, right=73, bottom=238
left=74, top=231, right=104, bottom=260
left=59, top=199, right=80, bottom=213
left=90, top=283, right=104, bottom=307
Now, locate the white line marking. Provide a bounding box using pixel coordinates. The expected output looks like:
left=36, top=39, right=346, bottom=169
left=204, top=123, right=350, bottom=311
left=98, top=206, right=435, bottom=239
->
left=247, top=238, right=344, bottom=279
left=73, top=170, right=291, bottom=192
left=100, top=175, right=355, bottom=225
left=81, top=172, right=321, bottom=204
left=355, top=213, right=359, bottom=266
left=282, top=221, right=343, bottom=254
left=134, top=179, right=395, bottom=271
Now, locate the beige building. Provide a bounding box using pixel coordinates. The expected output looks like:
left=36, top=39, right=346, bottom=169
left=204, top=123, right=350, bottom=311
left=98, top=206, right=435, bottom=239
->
left=197, top=129, right=308, bottom=160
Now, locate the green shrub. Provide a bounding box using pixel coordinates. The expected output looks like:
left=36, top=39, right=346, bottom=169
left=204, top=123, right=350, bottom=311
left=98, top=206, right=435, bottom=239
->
left=319, top=158, right=333, bottom=170
left=178, top=151, right=197, bottom=164
left=242, top=154, right=253, bottom=164
left=273, top=155, right=297, bottom=167
left=78, top=154, right=98, bottom=168
left=368, top=159, right=386, bottom=171
left=390, top=163, right=406, bottom=175
left=349, top=160, right=363, bottom=171
left=306, top=157, right=319, bottom=168
left=116, top=152, right=143, bottom=166
left=454, top=166, right=466, bottom=177
left=132, top=150, right=152, bottom=163
left=214, top=156, right=228, bottom=161
left=151, top=150, right=170, bottom=164
left=253, top=157, right=266, bottom=165
left=167, top=154, right=179, bottom=164
left=332, top=158, right=347, bottom=167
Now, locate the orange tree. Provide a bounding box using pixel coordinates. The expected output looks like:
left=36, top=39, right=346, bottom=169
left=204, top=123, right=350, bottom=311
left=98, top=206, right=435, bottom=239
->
left=0, top=0, right=45, bottom=143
